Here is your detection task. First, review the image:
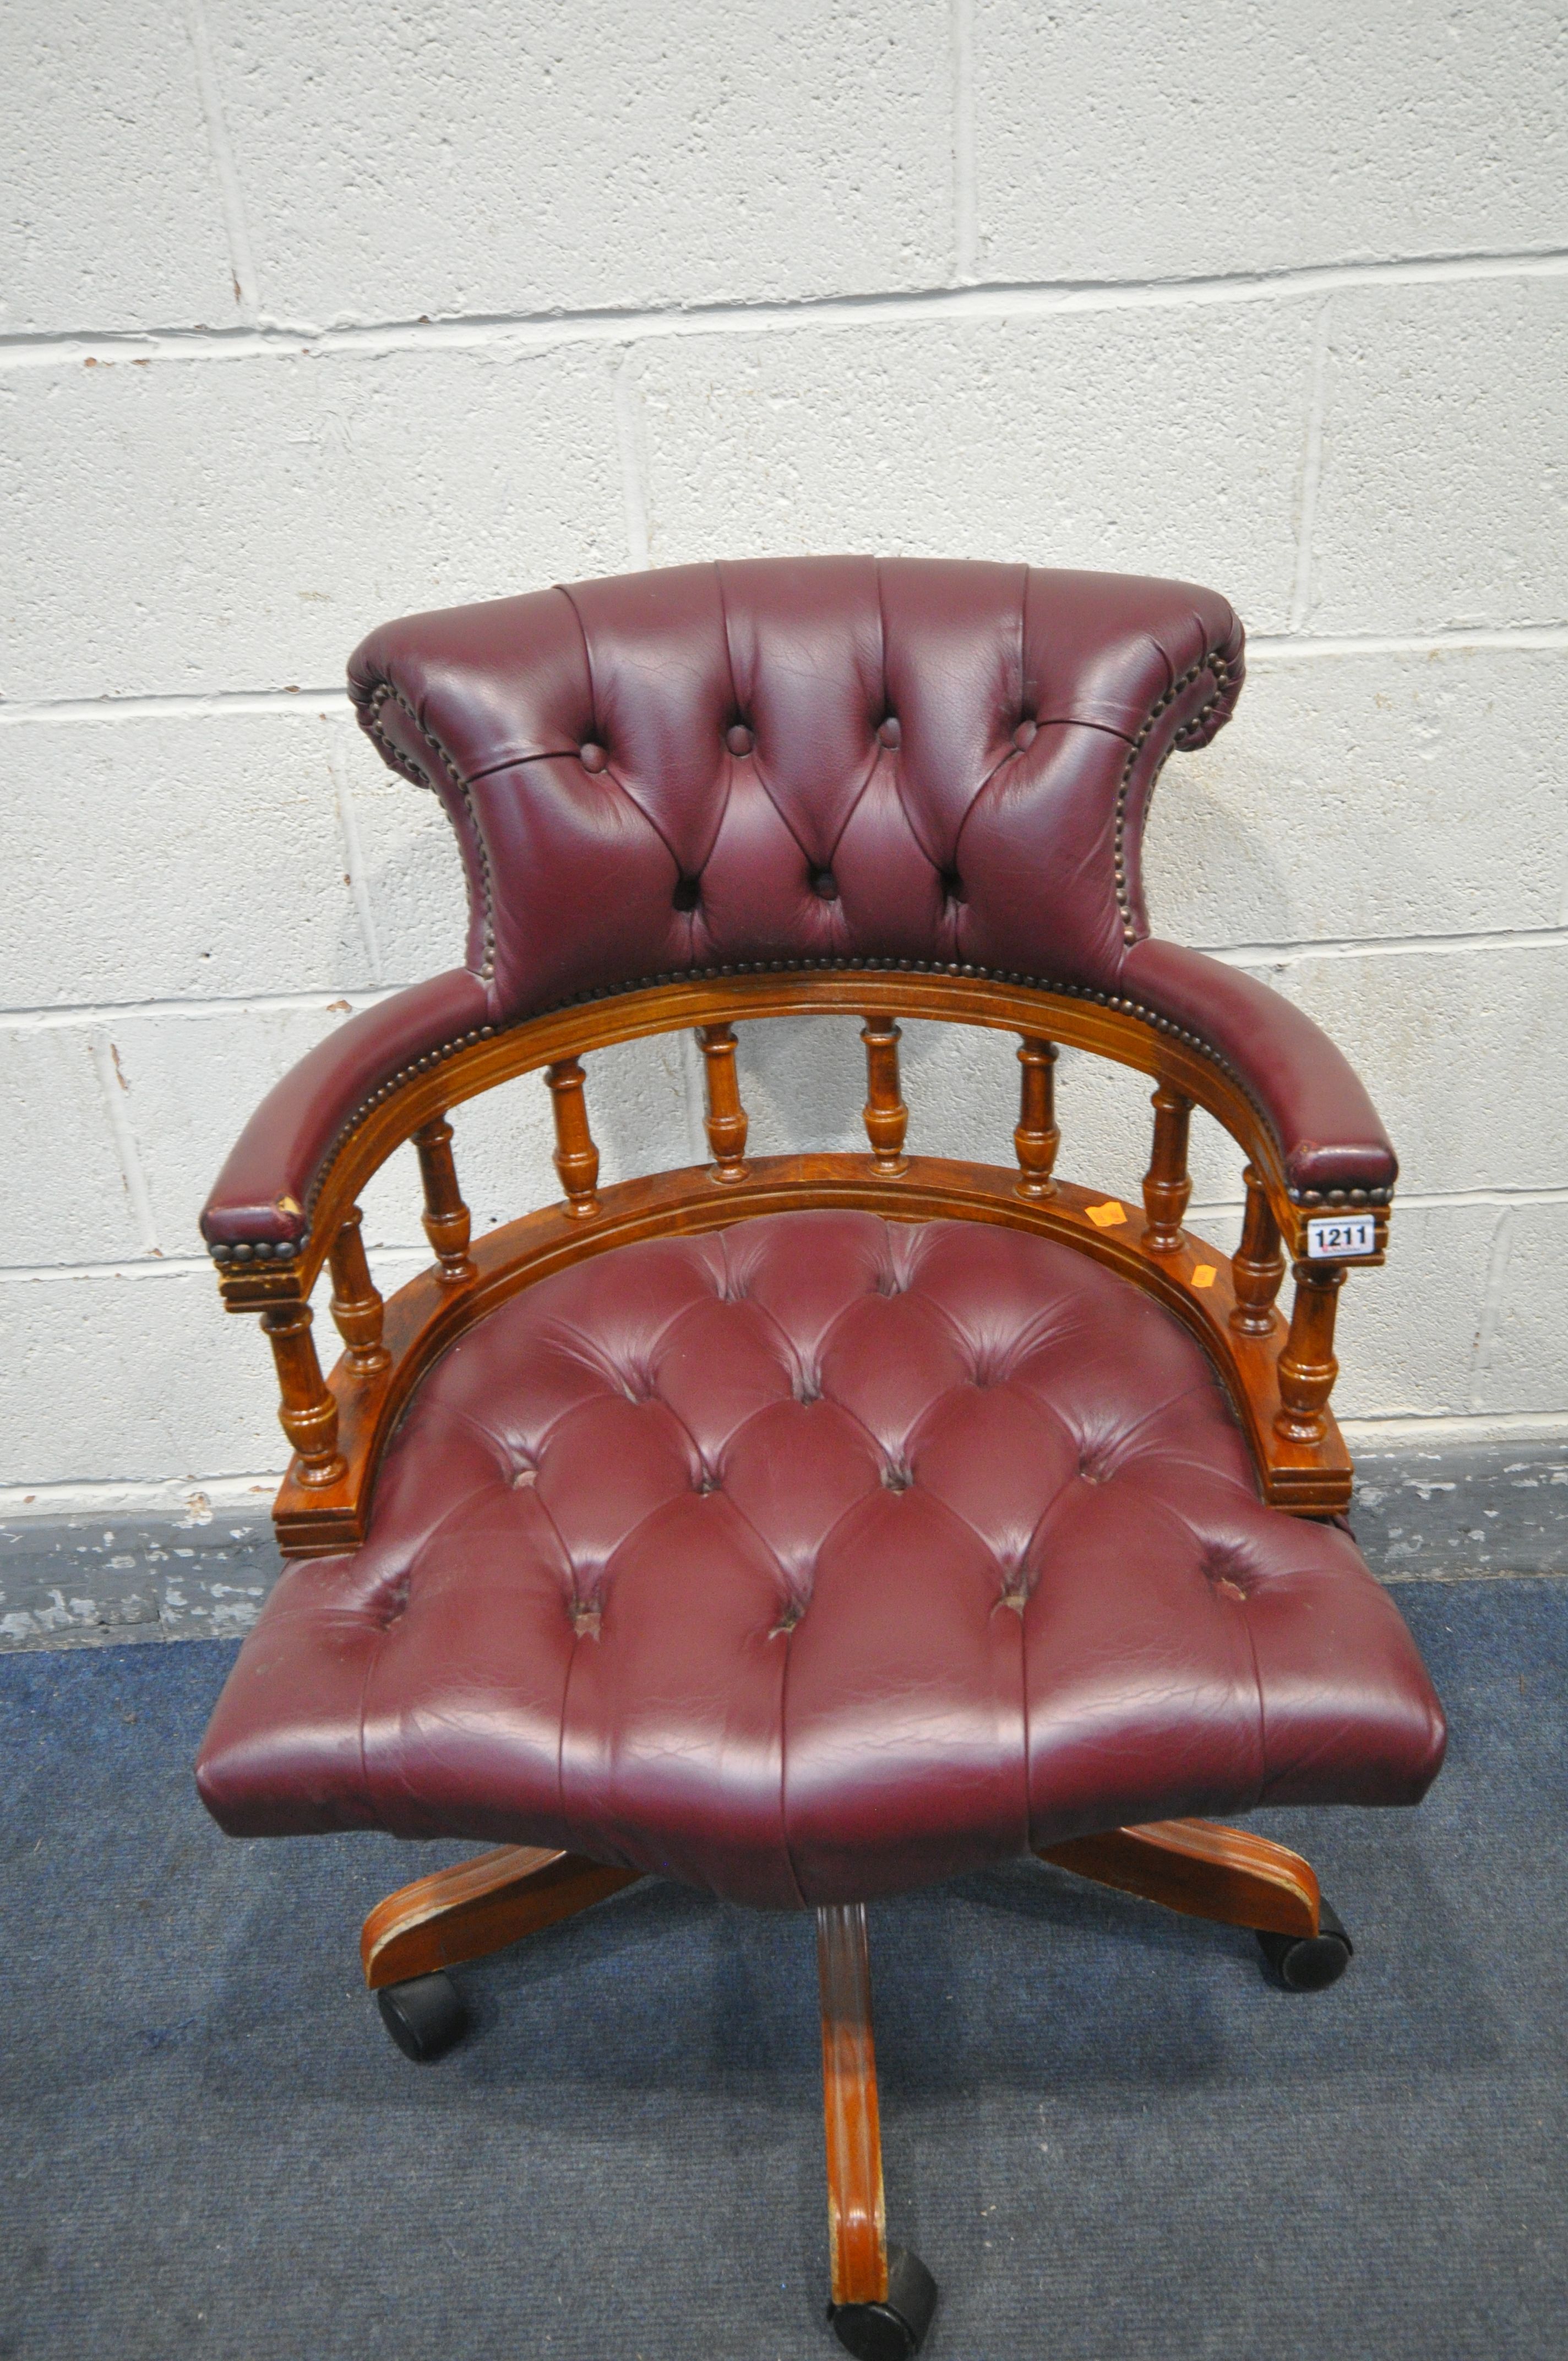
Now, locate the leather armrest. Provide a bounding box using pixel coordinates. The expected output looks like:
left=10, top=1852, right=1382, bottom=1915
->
left=1122, top=938, right=1396, bottom=1202
left=200, top=969, right=492, bottom=1256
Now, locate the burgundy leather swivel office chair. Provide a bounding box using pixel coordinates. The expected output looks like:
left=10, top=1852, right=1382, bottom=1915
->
left=196, top=557, right=1445, bottom=2359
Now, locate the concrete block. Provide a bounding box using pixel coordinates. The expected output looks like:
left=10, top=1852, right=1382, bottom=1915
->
left=731, top=1014, right=873, bottom=1163
left=974, top=0, right=1568, bottom=284
left=1308, top=277, right=1568, bottom=635
left=1472, top=1200, right=1568, bottom=1417
left=0, top=1268, right=282, bottom=1489
left=0, top=1028, right=146, bottom=1266
left=1333, top=1200, right=1498, bottom=1421
left=7, top=0, right=236, bottom=334
left=342, top=721, right=472, bottom=987
left=0, top=708, right=379, bottom=1009
left=0, top=1515, right=284, bottom=1649
left=356, top=1031, right=697, bottom=1266
left=631, top=304, right=1316, bottom=630
left=1352, top=1441, right=1568, bottom=1581
left=1144, top=647, right=1568, bottom=948
left=108, top=1000, right=361, bottom=1261
left=1260, top=944, right=1568, bottom=1196
left=3, top=344, right=625, bottom=701
left=206, top=0, right=952, bottom=325
left=106, top=1000, right=697, bottom=1264
left=352, top=1073, right=554, bottom=1258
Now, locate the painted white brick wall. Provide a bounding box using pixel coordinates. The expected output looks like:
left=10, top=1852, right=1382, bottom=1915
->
left=2, top=0, right=1564, bottom=1516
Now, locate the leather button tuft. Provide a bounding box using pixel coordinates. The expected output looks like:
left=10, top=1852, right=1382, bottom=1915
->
left=877, top=717, right=901, bottom=748
left=673, top=875, right=701, bottom=912
left=579, top=742, right=608, bottom=773
left=725, top=724, right=755, bottom=756
left=1012, top=719, right=1038, bottom=751
left=809, top=866, right=839, bottom=901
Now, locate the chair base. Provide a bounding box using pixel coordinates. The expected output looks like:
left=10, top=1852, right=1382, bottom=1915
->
left=359, top=1817, right=1346, bottom=2347
left=361, top=1815, right=1328, bottom=1995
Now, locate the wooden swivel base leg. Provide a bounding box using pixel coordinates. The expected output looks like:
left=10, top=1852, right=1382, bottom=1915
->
left=1036, top=1816, right=1354, bottom=1989
left=818, top=1903, right=938, bottom=2360
left=362, top=1843, right=644, bottom=2061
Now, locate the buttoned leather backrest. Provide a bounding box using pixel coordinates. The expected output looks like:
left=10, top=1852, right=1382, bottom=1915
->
left=349, top=556, right=1244, bottom=1022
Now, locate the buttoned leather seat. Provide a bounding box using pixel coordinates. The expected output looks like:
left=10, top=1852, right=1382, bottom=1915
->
left=198, top=1209, right=1441, bottom=1901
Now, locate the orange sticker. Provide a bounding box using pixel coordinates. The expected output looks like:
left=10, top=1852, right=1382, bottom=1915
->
left=1086, top=1200, right=1128, bottom=1229
left=1191, top=1264, right=1217, bottom=1289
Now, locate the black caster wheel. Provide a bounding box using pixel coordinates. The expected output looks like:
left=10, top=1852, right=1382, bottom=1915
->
left=375, top=1971, right=469, bottom=2061
left=1257, top=1900, right=1353, bottom=1992
left=827, top=2245, right=938, bottom=2360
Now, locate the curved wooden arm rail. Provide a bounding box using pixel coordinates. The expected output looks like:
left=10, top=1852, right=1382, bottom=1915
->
left=210, top=972, right=1389, bottom=1552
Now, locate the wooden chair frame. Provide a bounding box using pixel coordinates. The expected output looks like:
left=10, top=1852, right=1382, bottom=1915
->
left=213, top=964, right=1387, bottom=2345
left=214, top=967, right=1387, bottom=1556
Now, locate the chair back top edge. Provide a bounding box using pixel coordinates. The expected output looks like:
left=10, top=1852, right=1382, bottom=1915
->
left=348, top=556, right=1245, bottom=1025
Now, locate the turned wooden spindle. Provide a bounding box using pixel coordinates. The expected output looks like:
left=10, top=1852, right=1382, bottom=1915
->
left=328, top=1205, right=390, bottom=1374
left=1014, top=1036, right=1060, bottom=1199
left=1142, top=1084, right=1193, bottom=1252
left=1275, top=1259, right=1346, bottom=1443
left=262, top=1301, right=346, bottom=1487
left=412, top=1116, right=477, bottom=1281
left=696, top=1023, right=749, bottom=1182
left=860, top=1018, right=908, bottom=1176
left=545, top=1058, right=601, bottom=1218
left=1231, top=1166, right=1287, bottom=1335
left=817, top=1902, right=889, bottom=2309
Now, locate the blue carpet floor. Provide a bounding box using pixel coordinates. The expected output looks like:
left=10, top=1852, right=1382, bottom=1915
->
left=3, top=1577, right=1565, bottom=2361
